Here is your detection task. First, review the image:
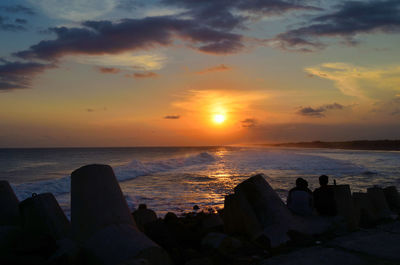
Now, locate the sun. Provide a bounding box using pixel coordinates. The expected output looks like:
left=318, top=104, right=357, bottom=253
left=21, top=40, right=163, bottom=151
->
left=213, top=114, right=226, bottom=124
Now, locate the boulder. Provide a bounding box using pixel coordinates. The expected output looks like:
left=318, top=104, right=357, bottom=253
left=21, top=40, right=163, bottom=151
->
left=352, top=192, right=379, bottom=227
left=367, top=187, right=392, bottom=219
left=83, top=224, right=170, bottom=265
left=0, top=181, right=20, bottom=226
left=71, top=164, right=171, bottom=265
left=201, top=232, right=242, bottom=254
left=383, top=186, right=400, bottom=214
left=332, top=185, right=358, bottom=230
left=71, top=164, right=136, bottom=242
left=224, top=174, right=333, bottom=247
left=133, top=204, right=157, bottom=232
left=202, top=213, right=224, bottom=231
left=19, top=193, right=70, bottom=240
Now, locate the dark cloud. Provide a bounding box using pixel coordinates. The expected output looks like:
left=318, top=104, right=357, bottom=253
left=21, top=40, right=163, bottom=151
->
left=164, top=115, right=180, bottom=119
left=0, top=4, right=35, bottom=15
left=297, top=103, right=344, bottom=117
left=97, top=67, right=121, bottom=74
left=163, top=0, right=319, bottom=30
left=241, top=118, right=257, bottom=128
left=116, top=0, right=144, bottom=11
left=0, top=16, right=26, bottom=31
left=15, top=17, right=244, bottom=61
left=15, top=18, right=27, bottom=24
left=196, top=64, right=231, bottom=74
left=0, top=60, right=54, bottom=90
left=273, top=0, right=400, bottom=51
left=131, top=72, right=159, bottom=79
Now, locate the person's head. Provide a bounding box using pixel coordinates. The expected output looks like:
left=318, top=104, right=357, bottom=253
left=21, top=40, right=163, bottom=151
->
left=139, top=204, right=147, bottom=210
left=319, top=175, right=329, bottom=186
left=296, top=178, right=308, bottom=189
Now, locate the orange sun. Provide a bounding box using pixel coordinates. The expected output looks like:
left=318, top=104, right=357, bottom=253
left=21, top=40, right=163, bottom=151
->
left=213, top=114, right=226, bottom=124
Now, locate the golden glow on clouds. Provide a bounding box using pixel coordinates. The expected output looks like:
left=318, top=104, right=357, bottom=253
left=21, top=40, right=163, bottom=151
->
left=305, top=63, right=400, bottom=98
left=70, top=52, right=167, bottom=70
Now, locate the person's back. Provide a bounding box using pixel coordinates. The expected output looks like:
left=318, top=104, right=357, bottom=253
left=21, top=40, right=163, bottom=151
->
left=287, top=178, right=313, bottom=216
left=313, top=175, right=337, bottom=216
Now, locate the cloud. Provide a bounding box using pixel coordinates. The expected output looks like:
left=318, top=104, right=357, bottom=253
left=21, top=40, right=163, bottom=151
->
left=129, top=72, right=159, bottom=79
left=0, top=4, right=35, bottom=15
left=272, top=0, right=400, bottom=51
left=163, top=0, right=319, bottom=31
left=15, top=17, right=244, bottom=61
left=15, top=18, right=27, bottom=24
left=0, top=60, right=54, bottom=90
left=71, top=52, right=167, bottom=71
left=305, top=63, right=400, bottom=98
left=28, top=0, right=114, bottom=21
left=164, top=115, right=180, bottom=119
left=196, top=64, right=231, bottom=74
left=0, top=16, right=26, bottom=31
left=297, top=103, right=344, bottom=118
left=96, top=67, right=121, bottom=74
left=241, top=118, right=257, bottom=128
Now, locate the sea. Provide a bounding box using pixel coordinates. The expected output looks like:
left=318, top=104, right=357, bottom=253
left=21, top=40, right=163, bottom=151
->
left=1, top=146, right=399, bottom=218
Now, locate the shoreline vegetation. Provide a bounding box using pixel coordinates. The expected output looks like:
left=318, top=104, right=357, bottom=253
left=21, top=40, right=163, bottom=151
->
left=264, top=140, right=400, bottom=151
left=1, top=165, right=400, bottom=265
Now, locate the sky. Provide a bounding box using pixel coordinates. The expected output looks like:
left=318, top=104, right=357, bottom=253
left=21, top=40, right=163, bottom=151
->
left=0, top=0, right=399, bottom=147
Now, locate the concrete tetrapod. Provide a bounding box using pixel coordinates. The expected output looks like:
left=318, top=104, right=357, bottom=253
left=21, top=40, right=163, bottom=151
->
left=332, top=185, right=358, bottom=230
left=352, top=192, right=379, bottom=227
left=367, top=187, right=392, bottom=219
left=383, top=186, right=400, bottom=214
left=71, top=164, right=171, bottom=265
left=0, top=181, right=20, bottom=226
left=19, top=193, right=71, bottom=240
left=224, top=174, right=333, bottom=247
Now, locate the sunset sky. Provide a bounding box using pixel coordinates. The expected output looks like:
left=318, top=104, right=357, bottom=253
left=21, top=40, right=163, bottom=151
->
left=1, top=0, right=399, bottom=147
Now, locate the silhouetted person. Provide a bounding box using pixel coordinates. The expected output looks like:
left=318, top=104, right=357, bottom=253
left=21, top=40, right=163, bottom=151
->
left=287, top=178, right=313, bottom=216
left=313, top=175, right=337, bottom=216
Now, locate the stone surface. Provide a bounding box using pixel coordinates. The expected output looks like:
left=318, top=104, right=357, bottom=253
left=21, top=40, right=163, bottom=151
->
left=332, top=185, right=358, bottom=230
left=84, top=224, right=171, bottom=265
left=367, top=187, right=392, bottom=219
left=224, top=174, right=334, bottom=247
left=133, top=208, right=157, bottom=232
left=329, top=230, right=400, bottom=261
left=383, top=186, right=400, bottom=214
left=71, top=164, right=136, bottom=242
left=352, top=192, right=379, bottom=227
left=260, top=246, right=365, bottom=265
left=19, top=193, right=70, bottom=240
left=0, top=181, right=20, bottom=226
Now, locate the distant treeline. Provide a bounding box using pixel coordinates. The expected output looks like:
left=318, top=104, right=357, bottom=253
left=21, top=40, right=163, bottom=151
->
left=267, top=140, right=400, bottom=151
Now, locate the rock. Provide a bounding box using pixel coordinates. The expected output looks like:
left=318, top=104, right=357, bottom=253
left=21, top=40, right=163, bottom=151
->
left=224, top=174, right=334, bottom=247
left=0, top=181, right=20, bottom=226
left=201, top=232, right=242, bottom=254
left=71, top=164, right=136, bottom=242
left=259, top=246, right=365, bottom=265
left=383, top=186, right=400, bottom=214
left=367, top=187, right=392, bottom=219
left=133, top=204, right=157, bottom=232
left=71, top=164, right=171, bottom=265
left=202, top=214, right=224, bottom=231
left=352, top=192, right=379, bottom=227
left=19, top=193, right=70, bottom=240
left=329, top=229, right=400, bottom=261
left=83, top=224, right=171, bottom=265
left=0, top=225, right=23, bottom=249
left=332, top=185, right=358, bottom=230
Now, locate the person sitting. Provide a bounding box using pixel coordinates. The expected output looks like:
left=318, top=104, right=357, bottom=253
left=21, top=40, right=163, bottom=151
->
left=287, top=178, right=313, bottom=216
left=313, top=175, right=337, bottom=216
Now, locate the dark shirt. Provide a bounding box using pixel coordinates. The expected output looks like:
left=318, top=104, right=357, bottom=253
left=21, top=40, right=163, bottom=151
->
left=313, top=186, right=337, bottom=216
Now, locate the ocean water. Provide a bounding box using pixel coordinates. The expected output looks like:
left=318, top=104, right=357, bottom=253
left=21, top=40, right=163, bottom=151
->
left=1, top=146, right=399, bottom=218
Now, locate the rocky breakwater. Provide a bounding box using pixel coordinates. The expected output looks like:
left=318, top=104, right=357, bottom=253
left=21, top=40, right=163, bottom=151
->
left=0, top=164, right=171, bottom=265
